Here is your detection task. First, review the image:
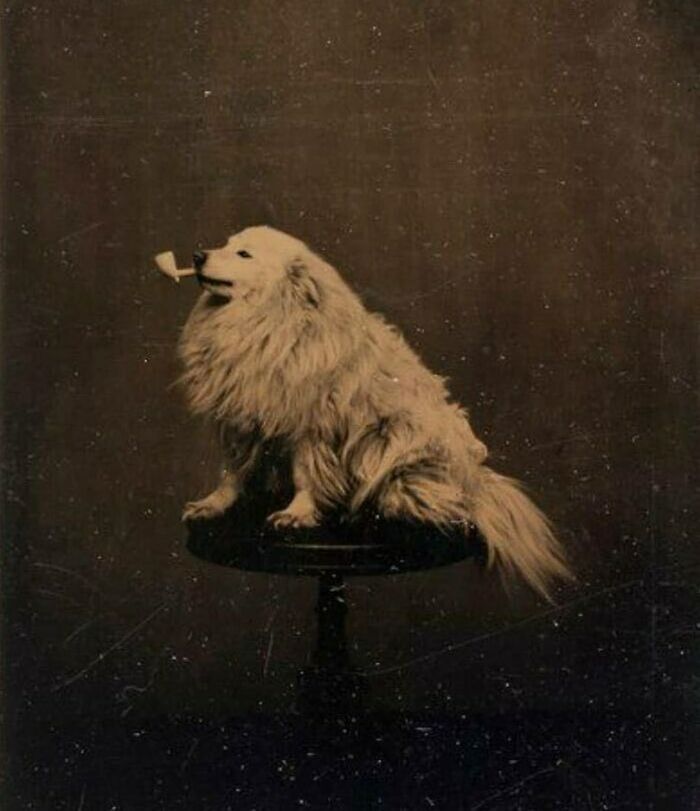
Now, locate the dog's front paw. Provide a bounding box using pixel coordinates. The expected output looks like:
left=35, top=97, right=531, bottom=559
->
left=182, top=493, right=233, bottom=522
left=266, top=508, right=320, bottom=530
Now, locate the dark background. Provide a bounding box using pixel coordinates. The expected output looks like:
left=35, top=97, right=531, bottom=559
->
left=2, top=1, right=698, bottom=808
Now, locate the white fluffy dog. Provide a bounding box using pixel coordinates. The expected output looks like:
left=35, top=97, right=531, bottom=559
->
left=178, top=226, right=571, bottom=599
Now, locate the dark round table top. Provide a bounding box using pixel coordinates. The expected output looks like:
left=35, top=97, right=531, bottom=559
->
left=186, top=501, right=483, bottom=577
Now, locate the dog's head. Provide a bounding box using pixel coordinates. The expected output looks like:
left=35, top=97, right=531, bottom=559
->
left=192, top=225, right=325, bottom=308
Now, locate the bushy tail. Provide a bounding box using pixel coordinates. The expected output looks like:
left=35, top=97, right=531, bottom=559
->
left=372, top=457, right=572, bottom=601
left=472, top=467, right=573, bottom=602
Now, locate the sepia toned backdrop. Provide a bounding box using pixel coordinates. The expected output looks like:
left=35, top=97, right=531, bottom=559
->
left=2, top=1, right=698, bottom=808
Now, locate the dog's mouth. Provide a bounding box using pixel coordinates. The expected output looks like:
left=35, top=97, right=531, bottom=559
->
left=196, top=273, right=234, bottom=289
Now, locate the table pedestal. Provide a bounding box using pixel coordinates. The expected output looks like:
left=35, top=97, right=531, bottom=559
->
left=297, top=573, right=366, bottom=716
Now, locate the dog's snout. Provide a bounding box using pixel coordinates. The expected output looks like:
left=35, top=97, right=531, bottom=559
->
left=193, top=250, right=208, bottom=270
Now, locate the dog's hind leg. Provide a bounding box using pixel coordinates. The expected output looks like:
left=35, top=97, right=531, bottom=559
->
left=376, top=465, right=469, bottom=530
left=182, top=428, right=260, bottom=522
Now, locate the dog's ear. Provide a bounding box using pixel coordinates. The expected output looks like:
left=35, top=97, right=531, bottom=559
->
left=286, top=258, right=321, bottom=308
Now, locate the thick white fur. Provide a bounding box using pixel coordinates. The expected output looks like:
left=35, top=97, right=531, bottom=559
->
left=178, top=226, right=572, bottom=600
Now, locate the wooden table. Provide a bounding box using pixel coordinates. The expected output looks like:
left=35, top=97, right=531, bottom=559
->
left=187, top=506, right=480, bottom=717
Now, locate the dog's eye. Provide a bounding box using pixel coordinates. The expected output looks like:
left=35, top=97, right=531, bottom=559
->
left=237, top=250, right=252, bottom=259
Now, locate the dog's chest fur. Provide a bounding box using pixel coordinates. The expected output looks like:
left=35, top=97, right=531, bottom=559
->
left=178, top=293, right=347, bottom=439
